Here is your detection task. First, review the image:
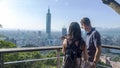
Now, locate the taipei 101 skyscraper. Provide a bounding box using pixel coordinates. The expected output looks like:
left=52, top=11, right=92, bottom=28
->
left=46, top=8, right=51, bottom=39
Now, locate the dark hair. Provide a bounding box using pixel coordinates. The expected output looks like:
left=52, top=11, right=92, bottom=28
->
left=68, top=22, right=82, bottom=40
left=80, top=17, right=91, bottom=26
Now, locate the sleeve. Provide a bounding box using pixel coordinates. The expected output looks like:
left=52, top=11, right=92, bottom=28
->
left=93, top=31, right=101, bottom=47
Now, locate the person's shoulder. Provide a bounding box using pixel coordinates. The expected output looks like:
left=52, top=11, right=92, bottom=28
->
left=63, top=38, right=67, bottom=42
left=93, top=29, right=101, bottom=39
left=64, top=39, right=67, bottom=42
left=96, top=30, right=101, bottom=35
left=93, top=29, right=100, bottom=35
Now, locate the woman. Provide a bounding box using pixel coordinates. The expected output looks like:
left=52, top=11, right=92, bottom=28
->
left=62, top=22, right=88, bottom=68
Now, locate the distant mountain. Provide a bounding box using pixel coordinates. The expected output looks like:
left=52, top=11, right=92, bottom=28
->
left=95, top=27, right=120, bottom=34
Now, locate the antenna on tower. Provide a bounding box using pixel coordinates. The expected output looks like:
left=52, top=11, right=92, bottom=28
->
left=48, top=6, right=50, bottom=13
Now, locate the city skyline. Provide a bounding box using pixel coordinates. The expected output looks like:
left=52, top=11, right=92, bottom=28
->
left=0, top=0, right=120, bottom=31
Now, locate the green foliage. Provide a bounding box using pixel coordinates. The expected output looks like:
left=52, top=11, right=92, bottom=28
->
left=0, top=34, right=6, bottom=37
left=97, top=61, right=111, bottom=68
left=0, top=40, right=16, bottom=48
left=0, top=40, right=17, bottom=64
left=0, top=41, right=63, bottom=68
left=43, top=51, right=57, bottom=66
left=112, top=56, right=120, bottom=62
left=3, top=50, right=63, bottom=68
left=22, top=44, right=38, bottom=47
left=4, top=51, right=43, bottom=68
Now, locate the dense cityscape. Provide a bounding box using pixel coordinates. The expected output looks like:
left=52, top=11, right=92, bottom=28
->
left=0, top=28, right=120, bottom=48
left=0, top=27, right=120, bottom=67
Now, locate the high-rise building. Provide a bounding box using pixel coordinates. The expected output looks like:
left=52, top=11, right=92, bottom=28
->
left=46, top=8, right=51, bottom=39
left=38, top=31, right=41, bottom=36
left=62, top=27, right=67, bottom=36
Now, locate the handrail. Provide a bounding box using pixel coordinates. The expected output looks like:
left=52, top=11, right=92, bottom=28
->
left=4, top=57, right=63, bottom=64
left=102, top=45, right=120, bottom=50
left=0, top=45, right=120, bottom=68
left=0, top=46, right=62, bottom=68
left=0, top=45, right=120, bottom=53
left=0, top=46, right=62, bottom=53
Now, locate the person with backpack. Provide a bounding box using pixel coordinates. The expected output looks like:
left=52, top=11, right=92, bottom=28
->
left=62, top=22, right=88, bottom=68
left=80, top=17, right=102, bottom=68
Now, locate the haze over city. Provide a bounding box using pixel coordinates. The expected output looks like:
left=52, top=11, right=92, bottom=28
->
left=0, top=0, right=120, bottom=31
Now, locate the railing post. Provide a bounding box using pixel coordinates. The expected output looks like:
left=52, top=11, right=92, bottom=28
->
left=0, top=53, right=4, bottom=68
left=56, top=49, right=60, bottom=68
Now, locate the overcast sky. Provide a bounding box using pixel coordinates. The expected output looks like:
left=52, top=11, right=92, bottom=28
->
left=0, top=0, right=120, bottom=31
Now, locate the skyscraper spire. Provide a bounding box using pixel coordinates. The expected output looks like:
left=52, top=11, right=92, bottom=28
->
left=48, top=7, right=50, bottom=13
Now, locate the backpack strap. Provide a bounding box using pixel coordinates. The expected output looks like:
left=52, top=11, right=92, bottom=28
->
left=77, top=40, right=83, bottom=58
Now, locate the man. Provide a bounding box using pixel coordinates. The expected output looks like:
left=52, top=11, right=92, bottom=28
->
left=80, top=17, right=101, bottom=68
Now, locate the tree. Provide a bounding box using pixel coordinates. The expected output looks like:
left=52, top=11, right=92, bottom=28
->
left=0, top=40, right=43, bottom=68
left=0, top=40, right=16, bottom=48
left=102, top=0, right=120, bottom=14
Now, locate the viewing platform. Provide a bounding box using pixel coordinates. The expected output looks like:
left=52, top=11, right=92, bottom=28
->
left=0, top=45, right=120, bottom=68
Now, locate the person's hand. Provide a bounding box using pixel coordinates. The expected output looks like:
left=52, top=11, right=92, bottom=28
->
left=83, top=61, right=91, bottom=68
left=102, top=0, right=114, bottom=5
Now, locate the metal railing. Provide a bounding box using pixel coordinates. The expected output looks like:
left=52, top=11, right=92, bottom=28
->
left=0, top=46, right=62, bottom=68
left=0, top=45, right=120, bottom=68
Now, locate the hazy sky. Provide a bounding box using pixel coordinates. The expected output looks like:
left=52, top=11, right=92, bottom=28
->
left=0, top=0, right=120, bottom=31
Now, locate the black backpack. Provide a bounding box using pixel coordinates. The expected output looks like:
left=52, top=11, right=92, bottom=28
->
left=62, top=40, right=83, bottom=68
